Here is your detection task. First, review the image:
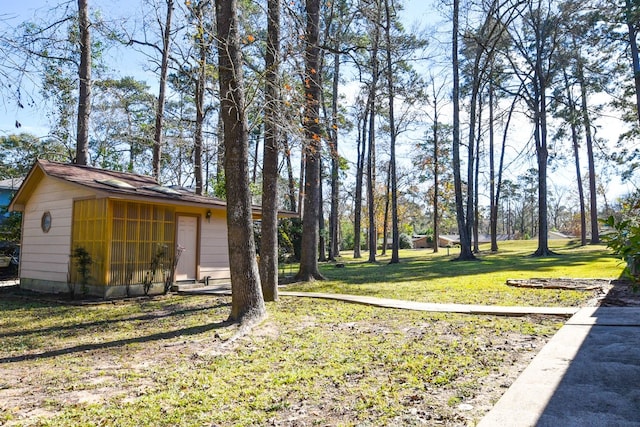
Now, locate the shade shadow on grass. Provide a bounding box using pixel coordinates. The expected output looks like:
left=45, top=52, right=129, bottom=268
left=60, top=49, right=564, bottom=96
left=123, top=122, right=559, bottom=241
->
left=316, top=243, right=618, bottom=286
left=0, top=319, right=231, bottom=364
left=0, top=301, right=230, bottom=339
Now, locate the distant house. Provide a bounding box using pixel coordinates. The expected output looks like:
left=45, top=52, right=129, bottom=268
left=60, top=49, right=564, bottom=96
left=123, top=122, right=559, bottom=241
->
left=0, top=177, right=24, bottom=221
left=412, top=235, right=431, bottom=249
left=9, top=160, right=294, bottom=298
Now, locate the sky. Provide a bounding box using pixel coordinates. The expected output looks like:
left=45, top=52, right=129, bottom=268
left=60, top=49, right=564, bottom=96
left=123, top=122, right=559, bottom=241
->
left=0, top=0, right=444, bottom=137
left=0, top=0, right=636, bottom=201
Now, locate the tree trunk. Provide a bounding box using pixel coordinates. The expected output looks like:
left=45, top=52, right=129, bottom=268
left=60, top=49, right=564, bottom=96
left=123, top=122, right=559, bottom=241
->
left=193, top=2, right=207, bottom=196
left=152, top=0, right=173, bottom=179
left=76, top=0, right=91, bottom=166
left=563, top=70, right=587, bottom=246
left=283, top=136, right=297, bottom=212
left=216, top=112, right=225, bottom=190
left=626, top=0, right=640, bottom=124
left=366, top=6, right=380, bottom=263
left=353, top=109, right=366, bottom=258
left=259, top=0, right=281, bottom=302
left=329, top=51, right=340, bottom=261
left=381, top=161, right=390, bottom=256
left=384, top=0, right=399, bottom=264
left=215, top=0, right=266, bottom=324
left=533, top=73, right=552, bottom=256
left=432, top=119, right=440, bottom=254
left=473, top=93, right=482, bottom=253
left=489, top=82, right=498, bottom=252
left=318, top=156, right=327, bottom=262
left=452, top=0, right=475, bottom=261
left=296, top=0, right=324, bottom=281
left=367, top=93, right=377, bottom=262
left=575, top=55, right=599, bottom=244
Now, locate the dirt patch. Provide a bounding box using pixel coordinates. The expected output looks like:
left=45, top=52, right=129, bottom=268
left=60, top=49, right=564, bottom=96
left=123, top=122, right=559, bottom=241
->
left=506, top=278, right=640, bottom=307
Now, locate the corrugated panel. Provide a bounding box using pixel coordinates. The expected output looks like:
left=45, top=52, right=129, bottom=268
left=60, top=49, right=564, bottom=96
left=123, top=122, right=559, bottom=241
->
left=108, top=201, right=175, bottom=287
left=71, top=199, right=108, bottom=286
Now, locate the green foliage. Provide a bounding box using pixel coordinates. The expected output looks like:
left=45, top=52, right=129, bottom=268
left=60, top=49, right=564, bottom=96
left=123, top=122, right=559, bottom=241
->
left=0, top=134, right=69, bottom=177
left=399, top=233, right=413, bottom=249
left=142, top=245, right=172, bottom=296
left=278, top=218, right=302, bottom=262
left=602, top=215, right=640, bottom=283
left=0, top=209, right=21, bottom=243
left=212, top=176, right=226, bottom=199
left=72, top=246, right=93, bottom=295
left=601, top=190, right=640, bottom=284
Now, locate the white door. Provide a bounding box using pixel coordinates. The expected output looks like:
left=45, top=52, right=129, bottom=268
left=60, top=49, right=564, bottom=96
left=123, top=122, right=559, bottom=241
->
left=175, top=215, right=198, bottom=281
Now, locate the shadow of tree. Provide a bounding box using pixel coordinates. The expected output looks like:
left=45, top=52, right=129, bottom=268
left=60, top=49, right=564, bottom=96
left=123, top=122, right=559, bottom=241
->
left=0, top=319, right=231, bottom=364
left=0, top=302, right=231, bottom=339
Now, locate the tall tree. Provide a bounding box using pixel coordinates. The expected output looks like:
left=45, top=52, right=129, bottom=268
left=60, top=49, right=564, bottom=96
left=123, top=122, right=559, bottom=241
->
left=364, top=0, right=382, bottom=263
left=506, top=0, right=560, bottom=256
left=625, top=0, right=640, bottom=124
left=296, top=0, right=325, bottom=281
left=383, top=0, right=400, bottom=264
left=451, top=0, right=475, bottom=260
left=76, top=0, right=91, bottom=165
left=259, top=0, right=281, bottom=301
left=154, top=0, right=174, bottom=179
left=353, top=97, right=368, bottom=258
left=190, top=0, right=211, bottom=195
left=215, top=0, right=266, bottom=323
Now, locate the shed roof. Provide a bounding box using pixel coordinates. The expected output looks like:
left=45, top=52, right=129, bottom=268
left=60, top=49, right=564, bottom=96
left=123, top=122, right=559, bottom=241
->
left=0, top=177, right=24, bottom=191
left=9, top=160, right=297, bottom=218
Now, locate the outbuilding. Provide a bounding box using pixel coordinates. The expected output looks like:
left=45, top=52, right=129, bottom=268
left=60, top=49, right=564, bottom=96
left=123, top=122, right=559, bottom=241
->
left=9, top=160, right=282, bottom=298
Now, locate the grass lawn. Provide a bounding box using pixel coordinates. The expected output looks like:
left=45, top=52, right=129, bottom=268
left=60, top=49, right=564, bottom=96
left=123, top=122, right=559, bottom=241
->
left=285, top=240, right=625, bottom=307
left=0, top=295, right=561, bottom=427
left=0, top=240, right=623, bottom=426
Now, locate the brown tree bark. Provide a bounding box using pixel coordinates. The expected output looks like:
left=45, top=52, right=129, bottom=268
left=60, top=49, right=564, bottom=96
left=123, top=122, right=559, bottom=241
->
left=452, top=0, right=475, bottom=261
left=152, top=0, right=173, bottom=179
left=76, top=0, right=91, bottom=165
left=575, top=53, right=599, bottom=244
left=193, top=0, right=208, bottom=196
left=215, top=0, right=266, bottom=323
left=259, top=0, right=281, bottom=302
left=296, top=0, right=324, bottom=281
left=367, top=22, right=379, bottom=264
left=328, top=51, right=340, bottom=261
left=353, top=107, right=367, bottom=259
left=383, top=0, right=399, bottom=264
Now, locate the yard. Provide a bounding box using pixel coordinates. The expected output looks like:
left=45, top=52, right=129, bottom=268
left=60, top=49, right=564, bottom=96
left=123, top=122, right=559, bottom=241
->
left=0, top=241, right=627, bottom=426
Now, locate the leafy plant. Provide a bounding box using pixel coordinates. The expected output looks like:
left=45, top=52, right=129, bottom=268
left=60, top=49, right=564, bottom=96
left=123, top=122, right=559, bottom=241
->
left=602, top=215, right=640, bottom=284
left=143, top=244, right=170, bottom=296
left=72, top=246, right=93, bottom=295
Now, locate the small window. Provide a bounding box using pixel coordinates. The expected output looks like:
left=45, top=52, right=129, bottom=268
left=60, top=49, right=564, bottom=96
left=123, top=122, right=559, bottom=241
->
left=41, top=211, right=52, bottom=233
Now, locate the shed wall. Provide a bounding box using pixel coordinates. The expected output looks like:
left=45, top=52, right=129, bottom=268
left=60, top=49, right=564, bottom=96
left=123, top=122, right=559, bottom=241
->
left=198, top=208, right=230, bottom=280
left=20, top=176, right=94, bottom=290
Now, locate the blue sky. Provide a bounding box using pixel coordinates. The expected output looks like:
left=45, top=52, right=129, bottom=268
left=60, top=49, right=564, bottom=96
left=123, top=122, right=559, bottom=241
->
left=0, top=0, right=440, bottom=137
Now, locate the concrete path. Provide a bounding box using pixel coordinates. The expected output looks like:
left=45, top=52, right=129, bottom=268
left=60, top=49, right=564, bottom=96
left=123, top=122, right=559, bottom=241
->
left=478, top=306, right=640, bottom=427
left=182, top=286, right=640, bottom=425
left=181, top=286, right=579, bottom=317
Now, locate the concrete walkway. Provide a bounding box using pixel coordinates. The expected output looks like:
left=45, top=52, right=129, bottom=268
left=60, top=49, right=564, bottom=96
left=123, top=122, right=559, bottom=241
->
left=181, top=286, right=579, bottom=317
left=183, top=286, right=640, bottom=425
left=478, top=306, right=640, bottom=427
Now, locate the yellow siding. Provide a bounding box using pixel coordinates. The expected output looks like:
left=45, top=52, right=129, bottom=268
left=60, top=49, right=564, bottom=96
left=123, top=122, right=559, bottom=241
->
left=71, top=199, right=108, bottom=285
left=109, top=201, right=175, bottom=287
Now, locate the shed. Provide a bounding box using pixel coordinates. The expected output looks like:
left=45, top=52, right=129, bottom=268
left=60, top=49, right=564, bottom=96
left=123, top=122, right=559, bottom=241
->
left=9, top=160, right=286, bottom=298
